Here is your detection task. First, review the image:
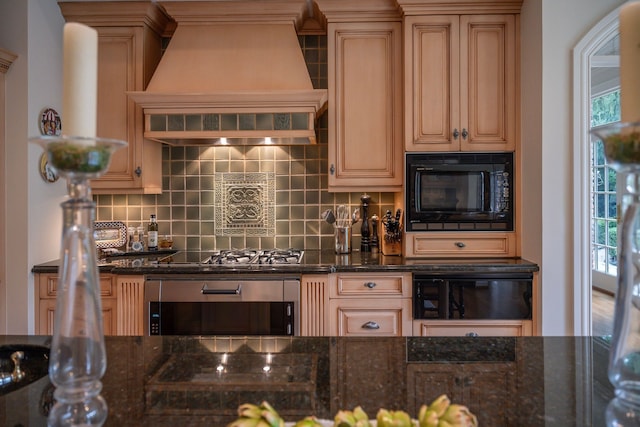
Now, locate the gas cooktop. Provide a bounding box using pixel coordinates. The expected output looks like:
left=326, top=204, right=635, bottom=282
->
left=157, top=249, right=304, bottom=266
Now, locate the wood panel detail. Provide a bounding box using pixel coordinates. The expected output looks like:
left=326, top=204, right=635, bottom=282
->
left=116, top=276, right=145, bottom=336
left=300, top=275, right=329, bottom=336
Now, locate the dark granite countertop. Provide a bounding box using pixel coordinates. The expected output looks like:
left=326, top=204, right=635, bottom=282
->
left=0, top=335, right=613, bottom=426
left=32, top=250, right=539, bottom=276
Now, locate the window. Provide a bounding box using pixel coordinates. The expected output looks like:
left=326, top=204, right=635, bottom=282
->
left=591, top=90, right=620, bottom=276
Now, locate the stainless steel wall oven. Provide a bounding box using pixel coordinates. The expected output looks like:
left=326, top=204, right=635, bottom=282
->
left=144, top=275, right=300, bottom=336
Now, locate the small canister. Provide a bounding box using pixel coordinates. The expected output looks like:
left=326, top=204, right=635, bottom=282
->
left=334, top=226, right=352, bottom=254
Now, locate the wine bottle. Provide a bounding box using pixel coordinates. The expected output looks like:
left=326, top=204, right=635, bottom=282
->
left=147, top=214, right=158, bottom=251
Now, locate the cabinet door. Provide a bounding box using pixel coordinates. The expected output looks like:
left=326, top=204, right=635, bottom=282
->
left=38, top=298, right=117, bottom=336
left=459, top=15, right=516, bottom=151
left=404, top=15, right=460, bottom=151
left=329, top=298, right=412, bottom=336
left=91, top=26, right=162, bottom=194
left=327, top=21, right=403, bottom=191
left=404, top=14, right=517, bottom=152
left=36, top=273, right=118, bottom=336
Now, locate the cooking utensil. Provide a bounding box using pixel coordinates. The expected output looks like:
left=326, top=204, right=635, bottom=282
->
left=352, top=208, right=360, bottom=224
left=321, top=209, right=335, bottom=225
left=336, top=205, right=350, bottom=228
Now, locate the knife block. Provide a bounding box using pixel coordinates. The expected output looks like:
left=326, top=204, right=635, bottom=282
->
left=381, top=232, right=402, bottom=256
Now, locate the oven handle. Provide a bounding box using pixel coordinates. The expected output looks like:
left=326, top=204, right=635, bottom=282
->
left=201, top=284, right=242, bottom=295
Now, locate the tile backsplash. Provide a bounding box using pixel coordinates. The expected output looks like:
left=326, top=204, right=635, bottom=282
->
left=93, top=34, right=399, bottom=252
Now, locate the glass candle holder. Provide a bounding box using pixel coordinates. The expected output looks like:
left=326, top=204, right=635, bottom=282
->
left=30, top=135, right=126, bottom=426
left=591, top=122, right=640, bottom=425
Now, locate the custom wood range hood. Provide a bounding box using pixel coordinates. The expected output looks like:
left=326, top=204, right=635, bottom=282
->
left=128, top=0, right=328, bottom=146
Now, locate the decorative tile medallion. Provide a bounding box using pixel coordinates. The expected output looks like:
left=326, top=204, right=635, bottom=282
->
left=214, top=172, right=275, bottom=236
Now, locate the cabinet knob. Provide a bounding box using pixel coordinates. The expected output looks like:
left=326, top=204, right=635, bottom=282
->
left=135, top=166, right=142, bottom=177
left=362, top=321, right=380, bottom=330
left=455, top=241, right=466, bottom=248
left=364, top=282, right=377, bottom=289
left=453, top=128, right=459, bottom=140
left=330, top=164, right=335, bottom=175
left=461, top=128, right=468, bottom=140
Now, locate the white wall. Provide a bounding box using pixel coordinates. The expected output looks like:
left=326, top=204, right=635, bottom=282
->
left=520, top=0, right=626, bottom=335
left=0, top=0, right=65, bottom=334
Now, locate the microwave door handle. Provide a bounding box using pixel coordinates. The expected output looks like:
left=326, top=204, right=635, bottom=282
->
left=483, top=172, right=491, bottom=212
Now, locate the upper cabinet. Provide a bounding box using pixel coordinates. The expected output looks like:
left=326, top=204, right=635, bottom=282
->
left=400, top=3, right=519, bottom=152
left=316, top=1, right=403, bottom=192
left=58, top=2, right=170, bottom=194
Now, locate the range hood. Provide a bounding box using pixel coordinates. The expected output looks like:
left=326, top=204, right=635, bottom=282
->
left=128, top=1, right=328, bottom=146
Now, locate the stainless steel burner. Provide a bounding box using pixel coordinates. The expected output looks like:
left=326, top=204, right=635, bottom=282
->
left=199, top=249, right=303, bottom=265
left=257, top=249, right=304, bottom=264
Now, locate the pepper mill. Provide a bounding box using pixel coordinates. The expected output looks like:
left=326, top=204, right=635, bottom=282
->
left=360, top=194, right=371, bottom=252
left=370, top=214, right=379, bottom=252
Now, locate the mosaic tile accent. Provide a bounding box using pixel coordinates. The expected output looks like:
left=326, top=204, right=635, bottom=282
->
left=214, top=172, right=275, bottom=237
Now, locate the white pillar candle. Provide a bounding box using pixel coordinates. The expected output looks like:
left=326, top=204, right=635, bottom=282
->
left=62, top=22, right=98, bottom=141
left=620, top=1, right=640, bottom=123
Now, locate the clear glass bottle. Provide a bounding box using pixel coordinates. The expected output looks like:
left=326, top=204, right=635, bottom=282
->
left=30, top=135, right=127, bottom=427
left=591, top=122, right=640, bottom=425
left=147, top=214, right=158, bottom=251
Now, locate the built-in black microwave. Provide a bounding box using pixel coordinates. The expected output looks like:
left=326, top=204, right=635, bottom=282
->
left=405, top=152, right=513, bottom=232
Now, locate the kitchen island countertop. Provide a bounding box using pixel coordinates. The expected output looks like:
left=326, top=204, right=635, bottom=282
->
left=0, top=335, right=613, bottom=426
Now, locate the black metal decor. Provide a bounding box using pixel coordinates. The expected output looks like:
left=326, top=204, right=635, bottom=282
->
left=360, top=194, right=371, bottom=252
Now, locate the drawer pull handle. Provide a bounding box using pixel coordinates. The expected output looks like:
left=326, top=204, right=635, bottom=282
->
left=465, top=332, right=478, bottom=337
left=362, top=321, right=380, bottom=330
left=364, top=282, right=377, bottom=289
left=455, top=241, right=466, bottom=248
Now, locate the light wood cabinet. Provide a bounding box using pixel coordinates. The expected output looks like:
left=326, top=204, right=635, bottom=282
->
left=35, top=272, right=118, bottom=336
left=58, top=2, right=169, bottom=194
left=405, top=231, right=517, bottom=258
left=300, top=274, right=330, bottom=336
left=328, top=272, right=412, bottom=336
left=403, top=13, right=517, bottom=152
left=413, top=319, right=532, bottom=337
left=35, top=273, right=145, bottom=336
left=116, top=275, right=145, bottom=336
left=317, top=1, right=403, bottom=192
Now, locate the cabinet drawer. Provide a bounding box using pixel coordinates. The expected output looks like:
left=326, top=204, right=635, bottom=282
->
left=38, top=273, right=115, bottom=298
left=331, top=273, right=411, bottom=298
left=413, top=320, right=532, bottom=337
left=405, top=232, right=516, bottom=258
left=330, top=299, right=412, bottom=336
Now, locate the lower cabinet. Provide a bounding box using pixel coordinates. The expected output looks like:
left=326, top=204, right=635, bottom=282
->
left=413, top=320, right=533, bottom=337
left=35, top=273, right=145, bottom=336
left=329, top=272, right=412, bottom=337
left=301, top=272, right=412, bottom=337
left=407, top=361, right=518, bottom=426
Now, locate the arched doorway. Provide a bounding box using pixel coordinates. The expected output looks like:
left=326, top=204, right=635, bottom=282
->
left=573, top=7, right=621, bottom=335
